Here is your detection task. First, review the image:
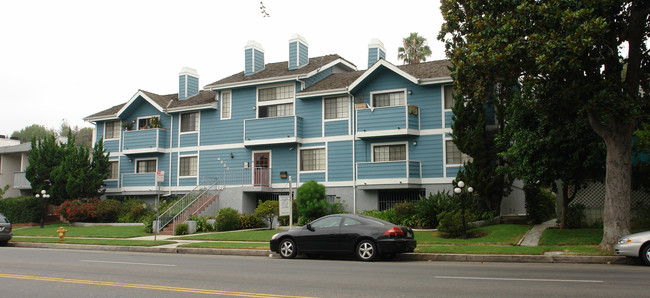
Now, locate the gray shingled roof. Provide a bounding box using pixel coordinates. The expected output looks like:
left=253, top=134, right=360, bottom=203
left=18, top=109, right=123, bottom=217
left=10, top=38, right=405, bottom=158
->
left=298, top=59, right=451, bottom=95
left=205, top=54, right=353, bottom=88
left=85, top=103, right=126, bottom=119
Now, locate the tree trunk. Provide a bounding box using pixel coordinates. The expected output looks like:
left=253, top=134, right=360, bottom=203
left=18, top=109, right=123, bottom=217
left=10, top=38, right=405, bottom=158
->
left=590, top=118, right=633, bottom=251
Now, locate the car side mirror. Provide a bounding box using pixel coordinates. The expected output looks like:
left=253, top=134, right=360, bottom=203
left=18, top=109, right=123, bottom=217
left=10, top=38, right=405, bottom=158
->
left=306, top=224, right=314, bottom=231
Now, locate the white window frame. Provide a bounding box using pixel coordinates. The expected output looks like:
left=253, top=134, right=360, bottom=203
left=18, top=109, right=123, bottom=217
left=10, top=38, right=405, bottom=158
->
left=134, top=158, right=157, bottom=173
left=299, top=147, right=326, bottom=172
left=136, top=115, right=160, bottom=130
left=106, top=160, right=119, bottom=180
left=178, top=155, right=198, bottom=177
left=371, top=142, right=408, bottom=162
left=370, top=88, right=407, bottom=108
left=323, top=96, right=350, bottom=121
left=180, top=112, right=199, bottom=133
left=104, top=120, right=121, bottom=140
left=445, top=139, right=472, bottom=165
left=443, top=84, right=455, bottom=110
left=221, top=90, right=232, bottom=120
left=256, top=83, right=295, bottom=118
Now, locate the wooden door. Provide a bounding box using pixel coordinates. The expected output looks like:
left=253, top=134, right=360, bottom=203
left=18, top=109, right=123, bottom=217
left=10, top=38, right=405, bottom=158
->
left=253, top=152, right=270, bottom=186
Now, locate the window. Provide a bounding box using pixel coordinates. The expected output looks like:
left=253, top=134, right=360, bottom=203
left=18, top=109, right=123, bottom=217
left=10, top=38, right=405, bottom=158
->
left=258, top=85, right=294, bottom=118
left=300, top=148, right=325, bottom=171
left=138, top=116, right=159, bottom=130
left=136, top=159, right=156, bottom=173
left=311, top=216, right=342, bottom=228
left=324, top=96, right=349, bottom=120
left=179, top=156, right=198, bottom=177
left=259, top=85, right=294, bottom=102
left=373, top=144, right=406, bottom=162
left=446, top=140, right=472, bottom=164
left=105, top=121, right=120, bottom=139
left=259, top=103, right=293, bottom=118
left=107, top=161, right=119, bottom=180
left=444, top=85, right=455, bottom=109
left=180, top=112, right=198, bottom=133
left=221, top=91, right=231, bottom=119
left=372, top=91, right=405, bottom=107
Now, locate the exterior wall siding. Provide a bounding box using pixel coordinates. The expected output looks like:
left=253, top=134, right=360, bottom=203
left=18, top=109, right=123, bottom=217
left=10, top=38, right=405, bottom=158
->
left=296, top=97, right=322, bottom=138
left=327, top=141, right=353, bottom=181
left=324, top=120, right=348, bottom=137
left=180, top=132, right=198, bottom=147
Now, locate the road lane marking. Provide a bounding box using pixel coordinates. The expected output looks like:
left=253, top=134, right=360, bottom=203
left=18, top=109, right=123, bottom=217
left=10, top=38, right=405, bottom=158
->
left=81, top=259, right=176, bottom=267
left=0, top=274, right=315, bottom=298
left=435, top=276, right=603, bottom=283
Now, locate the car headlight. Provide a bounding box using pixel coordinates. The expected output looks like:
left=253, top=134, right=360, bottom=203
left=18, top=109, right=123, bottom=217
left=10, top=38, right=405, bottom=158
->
left=617, top=238, right=631, bottom=244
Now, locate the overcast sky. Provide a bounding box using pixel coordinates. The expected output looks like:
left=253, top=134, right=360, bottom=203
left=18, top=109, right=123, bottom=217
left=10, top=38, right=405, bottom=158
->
left=0, top=0, right=446, bottom=135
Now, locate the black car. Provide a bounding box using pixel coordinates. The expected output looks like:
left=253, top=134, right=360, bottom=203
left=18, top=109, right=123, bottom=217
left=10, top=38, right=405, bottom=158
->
left=270, top=214, right=416, bottom=261
left=0, top=213, right=12, bottom=246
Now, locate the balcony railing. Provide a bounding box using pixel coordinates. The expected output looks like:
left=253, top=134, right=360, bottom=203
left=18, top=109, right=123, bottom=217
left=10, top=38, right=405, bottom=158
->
left=12, top=171, right=31, bottom=189
left=122, top=128, right=167, bottom=154
left=356, top=160, right=421, bottom=184
left=221, top=167, right=272, bottom=187
left=356, top=105, right=420, bottom=138
left=121, top=172, right=156, bottom=187
left=243, top=116, right=302, bottom=146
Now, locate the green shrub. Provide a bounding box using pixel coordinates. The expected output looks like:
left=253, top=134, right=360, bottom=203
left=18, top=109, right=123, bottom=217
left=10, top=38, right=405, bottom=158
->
left=524, top=184, right=556, bottom=224
left=566, top=203, right=586, bottom=229
left=240, top=213, right=265, bottom=229
left=142, top=213, right=156, bottom=233
left=296, top=180, right=329, bottom=221
left=215, top=207, right=241, bottom=231
left=414, top=191, right=459, bottom=228
left=254, top=200, right=278, bottom=229
left=190, top=215, right=214, bottom=232
left=118, top=197, right=151, bottom=223
left=361, top=209, right=397, bottom=224
left=393, top=201, right=417, bottom=226
left=54, top=198, right=101, bottom=222
left=175, top=223, right=188, bottom=235
left=96, top=199, right=121, bottom=223
left=437, top=210, right=477, bottom=238
left=0, top=196, right=41, bottom=223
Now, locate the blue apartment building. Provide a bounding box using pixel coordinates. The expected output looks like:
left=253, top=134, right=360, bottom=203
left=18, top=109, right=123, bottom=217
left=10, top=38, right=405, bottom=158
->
left=85, top=35, right=469, bottom=216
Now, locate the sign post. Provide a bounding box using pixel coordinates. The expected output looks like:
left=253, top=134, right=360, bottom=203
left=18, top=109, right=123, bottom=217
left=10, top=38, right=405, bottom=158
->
left=154, top=170, right=165, bottom=242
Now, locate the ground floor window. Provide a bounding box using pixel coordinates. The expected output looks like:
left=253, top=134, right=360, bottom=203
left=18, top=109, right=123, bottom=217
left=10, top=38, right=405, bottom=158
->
left=179, top=156, right=197, bottom=177
left=300, top=148, right=325, bottom=171
left=445, top=140, right=472, bottom=164
left=373, top=144, right=406, bottom=162
left=378, top=189, right=425, bottom=211
left=107, top=161, right=119, bottom=180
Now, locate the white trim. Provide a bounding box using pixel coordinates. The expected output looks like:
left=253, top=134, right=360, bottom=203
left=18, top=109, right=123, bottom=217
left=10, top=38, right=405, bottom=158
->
left=299, top=146, right=326, bottom=173
left=349, top=60, right=418, bottom=92
left=369, top=88, right=407, bottom=107
left=420, top=77, right=453, bottom=85
left=304, top=59, right=357, bottom=77
left=297, top=88, right=349, bottom=98
left=220, top=90, right=232, bottom=120
left=370, top=141, right=409, bottom=162
left=179, top=111, right=200, bottom=134
left=116, top=90, right=166, bottom=117
left=356, top=129, right=420, bottom=139
left=178, top=154, right=198, bottom=178
left=166, top=102, right=218, bottom=113
left=243, top=137, right=303, bottom=147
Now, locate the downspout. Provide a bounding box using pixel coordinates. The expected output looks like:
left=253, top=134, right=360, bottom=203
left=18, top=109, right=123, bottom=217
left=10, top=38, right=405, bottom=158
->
left=351, top=92, right=357, bottom=214
left=168, top=113, right=173, bottom=196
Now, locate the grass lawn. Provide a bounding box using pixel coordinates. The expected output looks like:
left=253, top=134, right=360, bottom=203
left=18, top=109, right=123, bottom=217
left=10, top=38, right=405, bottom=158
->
left=415, top=224, right=531, bottom=245
left=540, top=228, right=603, bottom=245
left=12, top=237, right=175, bottom=246
left=12, top=224, right=149, bottom=238
left=173, top=229, right=278, bottom=241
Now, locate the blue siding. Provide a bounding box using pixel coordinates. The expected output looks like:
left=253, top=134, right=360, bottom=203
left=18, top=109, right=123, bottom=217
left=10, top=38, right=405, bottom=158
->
left=289, top=41, right=297, bottom=70
left=410, top=135, right=444, bottom=178
left=447, top=166, right=460, bottom=178
left=199, top=148, right=251, bottom=184
left=179, top=151, right=197, bottom=156
left=296, top=97, right=322, bottom=138
left=357, top=106, right=407, bottom=132
left=104, top=180, right=118, bottom=189
left=179, top=177, right=197, bottom=187
left=169, top=152, right=178, bottom=186
left=379, top=49, right=385, bottom=60
left=104, top=139, right=119, bottom=154
left=301, top=172, right=325, bottom=183
left=299, top=42, right=308, bottom=67
left=201, top=88, right=255, bottom=145
left=244, top=116, right=299, bottom=141
left=358, top=161, right=407, bottom=179
left=324, top=120, right=348, bottom=136
left=95, top=122, right=105, bottom=144
left=445, top=111, right=453, bottom=128
left=123, top=128, right=167, bottom=151
left=187, top=76, right=199, bottom=98
left=302, top=68, right=332, bottom=88
left=270, top=145, right=297, bottom=184
left=179, top=75, right=186, bottom=99
left=368, top=48, right=378, bottom=68
left=122, top=173, right=155, bottom=187
left=254, top=49, right=264, bottom=73
left=328, top=141, right=353, bottom=181
left=245, top=48, right=253, bottom=75
left=180, top=132, right=198, bottom=147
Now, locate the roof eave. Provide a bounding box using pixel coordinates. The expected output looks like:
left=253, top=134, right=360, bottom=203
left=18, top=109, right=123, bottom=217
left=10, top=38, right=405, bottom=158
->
left=204, top=74, right=305, bottom=91
left=166, top=102, right=219, bottom=113
left=349, top=60, right=419, bottom=93
left=296, top=88, right=349, bottom=98
left=116, top=90, right=166, bottom=117
left=419, top=77, right=453, bottom=85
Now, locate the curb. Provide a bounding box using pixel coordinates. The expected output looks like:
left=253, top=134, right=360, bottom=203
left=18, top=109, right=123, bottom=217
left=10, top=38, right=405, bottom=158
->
left=9, top=242, right=627, bottom=264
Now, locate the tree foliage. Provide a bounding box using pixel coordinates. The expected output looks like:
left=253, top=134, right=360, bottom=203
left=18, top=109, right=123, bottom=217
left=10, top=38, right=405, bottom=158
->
left=25, top=132, right=110, bottom=205
left=11, top=124, right=54, bottom=143
left=254, top=200, right=279, bottom=230
left=296, top=180, right=329, bottom=222
left=439, top=0, right=649, bottom=249
left=397, top=32, right=432, bottom=64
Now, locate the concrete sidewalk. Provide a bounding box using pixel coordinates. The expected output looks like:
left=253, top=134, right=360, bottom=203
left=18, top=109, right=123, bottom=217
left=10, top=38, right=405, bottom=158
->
left=518, top=219, right=557, bottom=246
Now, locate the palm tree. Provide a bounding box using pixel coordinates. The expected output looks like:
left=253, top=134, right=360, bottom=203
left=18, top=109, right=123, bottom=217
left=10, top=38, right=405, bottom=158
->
left=397, top=32, right=432, bottom=64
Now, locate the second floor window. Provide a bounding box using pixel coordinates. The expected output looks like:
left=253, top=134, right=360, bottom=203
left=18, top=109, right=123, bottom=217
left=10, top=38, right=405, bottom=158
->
left=180, top=112, right=198, bottom=133
left=138, top=116, right=159, bottom=130
left=259, top=85, right=293, bottom=102
left=300, top=148, right=325, bottom=171
left=259, top=103, right=293, bottom=118
left=324, top=96, right=349, bottom=120
left=105, top=121, right=120, bottom=139
left=445, top=140, right=472, bottom=164
left=373, top=144, right=406, bottom=162
left=107, top=161, right=119, bottom=180
left=373, top=91, right=405, bottom=108
left=221, top=91, right=231, bottom=119
left=258, top=85, right=294, bottom=118
left=136, top=159, right=156, bottom=173
left=179, top=156, right=197, bottom=177
left=444, top=85, right=455, bottom=109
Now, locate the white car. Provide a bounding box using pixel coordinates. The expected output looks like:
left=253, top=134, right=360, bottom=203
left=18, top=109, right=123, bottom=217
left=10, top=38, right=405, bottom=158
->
left=614, top=231, right=650, bottom=266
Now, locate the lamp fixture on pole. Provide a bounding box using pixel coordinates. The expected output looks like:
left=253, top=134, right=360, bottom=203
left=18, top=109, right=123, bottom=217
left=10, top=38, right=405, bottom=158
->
left=454, top=180, right=473, bottom=239
left=35, top=189, right=50, bottom=229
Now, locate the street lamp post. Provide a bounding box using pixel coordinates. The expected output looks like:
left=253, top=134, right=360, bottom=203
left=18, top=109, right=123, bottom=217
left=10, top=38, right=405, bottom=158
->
left=35, top=190, right=50, bottom=229
left=454, top=181, right=473, bottom=239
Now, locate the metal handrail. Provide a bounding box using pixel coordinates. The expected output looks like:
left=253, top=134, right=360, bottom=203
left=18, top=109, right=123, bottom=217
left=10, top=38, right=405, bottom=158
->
left=156, top=177, right=223, bottom=233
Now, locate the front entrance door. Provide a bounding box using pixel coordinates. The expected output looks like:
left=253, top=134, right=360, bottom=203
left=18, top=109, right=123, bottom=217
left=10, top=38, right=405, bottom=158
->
left=253, top=152, right=270, bottom=187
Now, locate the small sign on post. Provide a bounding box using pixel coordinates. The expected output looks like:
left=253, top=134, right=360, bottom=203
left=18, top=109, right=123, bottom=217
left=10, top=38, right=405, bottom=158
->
left=156, top=170, right=165, bottom=182
left=279, top=195, right=291, bottom=217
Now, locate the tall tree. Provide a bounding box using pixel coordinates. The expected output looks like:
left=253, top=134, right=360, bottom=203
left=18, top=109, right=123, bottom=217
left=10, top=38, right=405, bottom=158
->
left=11, top=124, right=54, bottom=143
left=439, top=0, right=649, bottom=250
left=397, top=32, right=432, bottom=64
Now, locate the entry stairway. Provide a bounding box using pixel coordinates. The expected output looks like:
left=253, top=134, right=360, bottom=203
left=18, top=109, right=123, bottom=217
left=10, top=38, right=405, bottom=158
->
left=157, top=178, right=223, bottom=235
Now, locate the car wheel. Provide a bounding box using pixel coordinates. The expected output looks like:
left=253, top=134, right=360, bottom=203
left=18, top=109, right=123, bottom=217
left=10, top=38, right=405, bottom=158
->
left=641, top=243, right=650, bottom=266
left=356, top=240, right=377, bottom=261
left=278, top=238, right=297, bottom=259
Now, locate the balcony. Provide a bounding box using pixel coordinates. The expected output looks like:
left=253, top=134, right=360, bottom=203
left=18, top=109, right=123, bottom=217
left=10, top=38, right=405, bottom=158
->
left=122, top=128, right=167, bottom=154
left=356, top=160, right=422, bottom=186
left=12, top=171, right=31, bottom=189
left=243, top=116, right=303, bottom=146
left=356, top=105, right=420, bottom=138
left=121, top=172, right=156, bottom=188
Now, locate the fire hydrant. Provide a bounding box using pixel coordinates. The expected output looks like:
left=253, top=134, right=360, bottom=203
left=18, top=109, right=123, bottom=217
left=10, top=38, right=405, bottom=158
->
left=56, top=227, right=68, bottom=241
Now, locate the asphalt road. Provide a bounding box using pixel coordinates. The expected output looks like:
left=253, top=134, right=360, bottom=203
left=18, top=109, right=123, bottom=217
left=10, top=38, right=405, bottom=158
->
left=0, top=247, right=647, bottom=297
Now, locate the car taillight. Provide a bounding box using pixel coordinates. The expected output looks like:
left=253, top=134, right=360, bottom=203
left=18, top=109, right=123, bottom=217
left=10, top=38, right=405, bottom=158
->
left=383, top=227, right=404, bottom=236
